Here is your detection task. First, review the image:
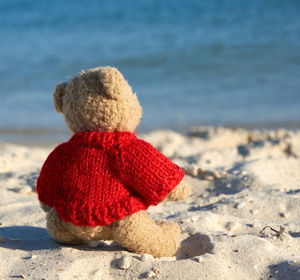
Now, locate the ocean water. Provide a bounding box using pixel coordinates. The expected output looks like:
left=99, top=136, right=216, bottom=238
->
left=0, top=0, right=300, bottom=134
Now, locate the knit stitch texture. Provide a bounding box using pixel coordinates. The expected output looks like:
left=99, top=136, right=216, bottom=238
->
left=36, top=131, right=184, bottom=227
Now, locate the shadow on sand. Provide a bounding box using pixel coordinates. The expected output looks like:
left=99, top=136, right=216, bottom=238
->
left=268, top=261, right=300, bottom=279
left=0, top=225, right=125, bottom=253
left=0, top=226, right=59, bottom=251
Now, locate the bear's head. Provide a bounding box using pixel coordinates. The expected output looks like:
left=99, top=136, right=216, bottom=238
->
left=53, top=66, right=142, bottom=133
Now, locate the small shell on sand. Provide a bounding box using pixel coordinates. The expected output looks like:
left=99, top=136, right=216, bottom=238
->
left=204, top=175, right=215, bottom=181
left=225, top=221, right=239, bottom=231
left=144, top=270, right=157, bottom=278
left=193, top=256, right=204, bottom=263
left=23, top=254, right=37, bottom=260
left=250, top=209, right=259, bottom=216
left=17, top=186, right=32, bottom=194
left=236, top=201, right=246, bottom=209
left=140, top=253, right=154, bottom=262
left=117, top=255, right=131, bottom=270
left=184, top=164, right=199, bottom=176
left=191, top=216, right=198, bottom=222
left=147, top=268, right=160, bottom=277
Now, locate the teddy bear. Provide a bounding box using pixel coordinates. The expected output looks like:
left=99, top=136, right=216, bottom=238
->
left=36, top=66, right=191, bottom=257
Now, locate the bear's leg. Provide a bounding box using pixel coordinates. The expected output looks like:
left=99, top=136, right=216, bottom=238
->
left=46, top=208, right=113, bottom=245
left=112, top=211, right=180, bottom=257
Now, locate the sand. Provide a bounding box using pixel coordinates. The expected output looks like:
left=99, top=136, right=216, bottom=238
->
left=0, top=126, right=299, bottom=280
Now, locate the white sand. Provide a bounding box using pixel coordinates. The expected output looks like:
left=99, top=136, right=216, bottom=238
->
left=0, top=127, right=299, bottom=280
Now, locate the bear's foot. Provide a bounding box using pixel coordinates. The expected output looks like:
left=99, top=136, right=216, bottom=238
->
left=112, top=210, right=180, bottom=257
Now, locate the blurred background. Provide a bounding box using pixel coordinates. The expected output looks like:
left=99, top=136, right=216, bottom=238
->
left=0, top=0, right=300, bottom=143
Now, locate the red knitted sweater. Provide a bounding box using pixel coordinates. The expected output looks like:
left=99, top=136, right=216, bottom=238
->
left=36, top=131, right=184, bottom=227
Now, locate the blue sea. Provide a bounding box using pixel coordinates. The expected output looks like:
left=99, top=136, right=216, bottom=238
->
left=0, top=0, right=300, bottom=136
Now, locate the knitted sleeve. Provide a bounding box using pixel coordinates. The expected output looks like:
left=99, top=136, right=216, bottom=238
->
left=36, top=143, right=65, bottom=207
left=117, top=138, right=184, bottom=205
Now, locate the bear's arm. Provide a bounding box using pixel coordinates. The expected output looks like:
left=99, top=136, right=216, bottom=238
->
left=163, top=178, right=191, bottom=201
left=36, top=143, right=66, bottom=209
left=117, top=138, right=184, bottom=205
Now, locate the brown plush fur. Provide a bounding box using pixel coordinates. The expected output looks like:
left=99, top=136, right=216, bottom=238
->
left=45, top=66, right=191, bottom=257
left=164, top=179, right=191, bottom=201
left=53, top=67, right=142, bottom=133
left=46, top=208, right=113, bottom=245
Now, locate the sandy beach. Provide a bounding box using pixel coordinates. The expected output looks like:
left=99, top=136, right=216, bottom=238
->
left=0, top=126, right=299, bottom=280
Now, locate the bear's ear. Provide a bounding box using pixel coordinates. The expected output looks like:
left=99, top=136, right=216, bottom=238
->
left=53, top=82, right=67, bottom=113
left=100, top=67, right=131, bottom=99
